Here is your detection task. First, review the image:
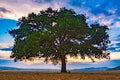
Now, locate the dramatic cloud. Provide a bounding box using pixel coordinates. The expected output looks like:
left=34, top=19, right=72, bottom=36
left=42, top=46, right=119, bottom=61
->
left=0, top=7, right=11, bottom=13
left=0, top=0, right=120, bottom=69
left=0, top=0, right=62, bottom=20
left=0, top=0, right=120, bottom=28
left=0, top=7, right=16, bottom=20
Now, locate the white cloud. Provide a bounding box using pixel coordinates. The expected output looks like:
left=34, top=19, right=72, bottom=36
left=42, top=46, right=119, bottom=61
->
left=107, top=8, right=117, bottom=14
left=115, top=21, right=120, bottom=27
left=86, top=13, right=116, bottom=28
left=0, top=50, right=11, bottom=59
left=110, top=40, right=120, bottom=46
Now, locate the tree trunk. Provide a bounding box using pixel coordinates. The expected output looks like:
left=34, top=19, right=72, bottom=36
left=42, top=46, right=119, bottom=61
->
left=61, top=55, right=67, bottom=73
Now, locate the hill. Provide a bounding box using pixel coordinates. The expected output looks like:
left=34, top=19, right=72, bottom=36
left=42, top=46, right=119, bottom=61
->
left=0, top=66, right=21, bottom=70
left=5, top=66, right=120, bottom=71
left=108, top=66, right=120, bottom=70
left=72, top=67, right=109, bottom=71
left=0, top=66, right=57, bottom=71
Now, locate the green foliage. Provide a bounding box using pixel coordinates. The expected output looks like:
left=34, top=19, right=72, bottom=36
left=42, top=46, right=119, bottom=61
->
left=9, top=7, right=110, bottom=64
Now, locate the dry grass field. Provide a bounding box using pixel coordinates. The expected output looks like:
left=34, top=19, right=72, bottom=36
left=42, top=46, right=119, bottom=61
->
left=0, top=70, right=120, bottom=80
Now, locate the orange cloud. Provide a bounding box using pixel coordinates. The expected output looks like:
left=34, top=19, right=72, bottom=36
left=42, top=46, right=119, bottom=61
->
left=0, top=42, right=13, bottom=48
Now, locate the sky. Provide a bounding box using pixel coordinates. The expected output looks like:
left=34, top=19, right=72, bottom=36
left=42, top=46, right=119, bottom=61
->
left=0, top=0, right=120, bottom=69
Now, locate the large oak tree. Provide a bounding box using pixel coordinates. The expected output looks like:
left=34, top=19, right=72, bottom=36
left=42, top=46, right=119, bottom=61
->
left=9, top=8, right=110, bottom=72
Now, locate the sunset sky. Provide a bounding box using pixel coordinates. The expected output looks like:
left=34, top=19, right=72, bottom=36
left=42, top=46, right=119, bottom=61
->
left=0, top=0, right=120, bottom=69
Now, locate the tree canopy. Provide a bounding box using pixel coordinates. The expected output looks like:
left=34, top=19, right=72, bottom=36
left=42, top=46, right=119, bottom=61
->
left=9, top=7, right=110, bottom=72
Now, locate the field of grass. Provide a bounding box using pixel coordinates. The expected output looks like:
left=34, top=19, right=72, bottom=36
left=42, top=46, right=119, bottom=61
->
left=0, top=70, right=120, bottom=80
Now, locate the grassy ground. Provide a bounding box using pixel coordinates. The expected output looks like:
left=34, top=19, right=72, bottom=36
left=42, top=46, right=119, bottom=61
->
left=0, top=70, right=120, bottom=80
